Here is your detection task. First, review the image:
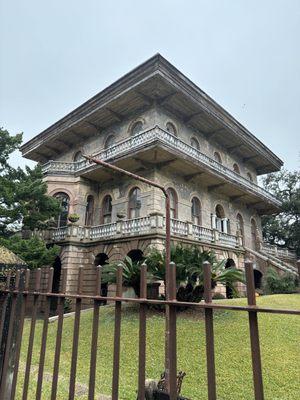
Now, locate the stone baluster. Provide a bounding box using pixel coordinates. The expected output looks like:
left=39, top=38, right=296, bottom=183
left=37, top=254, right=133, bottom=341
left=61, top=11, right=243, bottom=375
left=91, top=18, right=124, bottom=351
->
left=213, top=229, right=219, bottom=243
left=211, top=213, right=216, bottom=230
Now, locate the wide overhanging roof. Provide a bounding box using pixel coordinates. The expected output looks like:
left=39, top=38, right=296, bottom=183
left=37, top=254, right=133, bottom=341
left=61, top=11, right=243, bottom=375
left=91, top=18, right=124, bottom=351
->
left=21, top=54, right=283, bottom=174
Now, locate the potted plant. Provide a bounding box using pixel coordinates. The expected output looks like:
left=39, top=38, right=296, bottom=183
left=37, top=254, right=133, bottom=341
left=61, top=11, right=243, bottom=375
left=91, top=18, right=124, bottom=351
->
left=68, top=213, right=80, bottom=224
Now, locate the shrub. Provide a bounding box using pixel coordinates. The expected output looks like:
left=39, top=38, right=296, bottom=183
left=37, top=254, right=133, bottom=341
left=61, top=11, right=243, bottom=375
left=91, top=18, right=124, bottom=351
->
left=264, top=268, right=297, bottom=294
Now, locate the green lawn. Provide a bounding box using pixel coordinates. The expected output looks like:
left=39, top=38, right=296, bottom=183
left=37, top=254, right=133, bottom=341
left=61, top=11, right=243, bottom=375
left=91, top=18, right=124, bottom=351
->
left=16, top=294, right=300, bottom=400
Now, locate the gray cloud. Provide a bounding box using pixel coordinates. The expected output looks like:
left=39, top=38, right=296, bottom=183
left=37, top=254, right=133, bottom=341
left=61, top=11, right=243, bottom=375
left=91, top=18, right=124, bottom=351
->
left=1, top=0, right=299, bottom=171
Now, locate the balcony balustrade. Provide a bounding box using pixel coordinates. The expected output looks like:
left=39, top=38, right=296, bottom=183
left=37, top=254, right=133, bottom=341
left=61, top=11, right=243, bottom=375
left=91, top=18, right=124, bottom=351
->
left=42, top=126, right=281, bottom=207
left=261, top=242, right=296, bottom=261
left=42, top=215, right=240, bottom=248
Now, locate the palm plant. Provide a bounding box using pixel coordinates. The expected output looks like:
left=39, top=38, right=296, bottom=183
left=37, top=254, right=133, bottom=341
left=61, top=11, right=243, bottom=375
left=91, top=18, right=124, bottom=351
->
left=146, top=245, right=244, bottom=301
left=101, top=256, right=158, bottom=297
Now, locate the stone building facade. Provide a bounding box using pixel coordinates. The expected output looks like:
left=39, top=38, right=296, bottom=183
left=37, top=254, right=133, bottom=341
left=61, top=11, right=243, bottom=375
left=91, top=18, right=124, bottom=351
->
left=21, top=54, right=297, bottom=299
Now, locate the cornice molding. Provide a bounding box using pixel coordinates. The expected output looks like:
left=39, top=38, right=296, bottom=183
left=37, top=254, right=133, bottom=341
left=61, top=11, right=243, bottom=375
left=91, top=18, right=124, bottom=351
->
left=21, top=53, right=283, bottom=172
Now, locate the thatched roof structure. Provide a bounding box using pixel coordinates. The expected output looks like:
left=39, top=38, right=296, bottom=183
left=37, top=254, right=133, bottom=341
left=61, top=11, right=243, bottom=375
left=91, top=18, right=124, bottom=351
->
left=0, top=245, right=25, bottom=268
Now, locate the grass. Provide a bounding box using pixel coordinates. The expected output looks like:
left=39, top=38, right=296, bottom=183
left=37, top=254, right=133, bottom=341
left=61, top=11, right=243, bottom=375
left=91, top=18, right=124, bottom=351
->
left=16, top=294, right=300, bottom=399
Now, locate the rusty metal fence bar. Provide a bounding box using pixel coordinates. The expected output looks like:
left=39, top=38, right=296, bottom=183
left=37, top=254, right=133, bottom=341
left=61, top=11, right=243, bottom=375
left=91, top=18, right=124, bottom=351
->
left=0, top=260, right=299, bottom=400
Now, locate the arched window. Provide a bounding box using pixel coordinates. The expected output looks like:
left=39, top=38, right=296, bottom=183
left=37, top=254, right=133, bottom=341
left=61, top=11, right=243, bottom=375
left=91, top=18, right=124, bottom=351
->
left=104, top=135, right=116, bottom=149
left=247, top=172, right=253, bottom=182
left=54, top=192, right=70, bottom=227
left=128, top=187, right=141, bottom=218
left=191, top=197, right=201, bottom=225
left=85, top=195, right=94, bottom=226
left=215, top=204, right=227, bottom=232
left=131, top=121, right=143, bottom=136
left=190, top=137, right=200, bottom=150
left=166, top=122, right=177, bottom=136
left=214, top=152, right=222, bottom=164
left=102, top=195, right=112, bottom=223
left=233, top=163, right=240, bottom=174
left=167, top=188, right=178, bottom=219
left=236, top=213, right=244, bottom=238
left=74, top=151, right=83, bottom=162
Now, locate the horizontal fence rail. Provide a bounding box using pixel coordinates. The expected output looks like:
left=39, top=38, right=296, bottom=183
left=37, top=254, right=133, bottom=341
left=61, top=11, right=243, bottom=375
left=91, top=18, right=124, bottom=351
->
left=0, top=260, right=299, bottom=400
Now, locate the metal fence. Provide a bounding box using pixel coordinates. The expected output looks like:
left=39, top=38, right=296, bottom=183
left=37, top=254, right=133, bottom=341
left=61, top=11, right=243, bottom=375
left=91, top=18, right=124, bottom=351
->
left=0, top=260, right=299, bottom=400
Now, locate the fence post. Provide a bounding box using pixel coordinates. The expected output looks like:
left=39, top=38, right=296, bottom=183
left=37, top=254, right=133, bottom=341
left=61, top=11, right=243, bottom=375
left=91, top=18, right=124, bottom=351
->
left=245, top=259, right=264, bottom=400
left=11, top=269, right=31, bottom=400
left=69, top=266, right=83, bottom=400
left=22, top=268, right=42, bottom=400
left=0, top=270, right=12, bottom=356
left=203, top=261, right=217, bottom=400
left=167, top=261, right=177, bottom=400
left=112, top=264, right=123, bottom=400
left=51, top=268, right=67, bottom=400
left=88, top=266, right=102, bottom=400
left=36, top=267, right=54, bottom=400
left=137, top=263, right=147, bottom=400
left=0, top=270, right=21, bottom=399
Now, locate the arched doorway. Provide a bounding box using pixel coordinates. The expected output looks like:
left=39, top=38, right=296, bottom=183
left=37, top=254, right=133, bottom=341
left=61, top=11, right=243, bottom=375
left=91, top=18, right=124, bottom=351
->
left=54, top=192, right=70, bottom=227
left=128, top=187, right=141, bottom=219
left=225, top=258, right=236, bottom=299
left=253, top=269, right=263, bottom=289
left=94, top=253, right=109, bottom=303
left=51, top=256, right=62, bottom=312
left=101, top=195, right=112, bottom=224
left=85, top=195, right=94, bottom=226
left=215, top=204, right=228, bottom=233
left=127, top=249, right=144, bottom=263
left=167, top=188, right=178, bottom=219
left=191, top=197, right=201, bottom=225
left=251, top=218, right=257, bottom=250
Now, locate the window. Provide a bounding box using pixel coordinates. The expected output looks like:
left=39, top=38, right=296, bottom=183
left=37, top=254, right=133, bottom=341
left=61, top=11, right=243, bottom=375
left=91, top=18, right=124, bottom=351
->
left=167, top=188, right=178, bottom=219
left=54, top=192, right=70, bottom=227
left=236, top=213, right=244, bottom=237
left=102, top=195, right=112, bottom=223
left=166, top=122, right=177, bottom=136
left=131, top=121, right=143, bottom=136
left=190, top=137, right=200, bottom=150
left=247, top=172, right=253, bottom=182
left=128, top=187, right=141, bottom=218
left=85, top=195, right=94, bottom=226
left=104, top=135, right=116, bottom=149
left=191, top=197, right=201, bottom=225
left=214, top=152, right=222, bottom=164
left=74, top=151, right=83, bottom=162
left=215, top=204, right=227, bottom=233
left=233, top=163, right=240, bottom=174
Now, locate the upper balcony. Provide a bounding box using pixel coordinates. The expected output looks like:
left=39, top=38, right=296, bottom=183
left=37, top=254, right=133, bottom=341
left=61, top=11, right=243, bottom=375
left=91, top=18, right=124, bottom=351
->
left=42, top=125, right=281, bottom=213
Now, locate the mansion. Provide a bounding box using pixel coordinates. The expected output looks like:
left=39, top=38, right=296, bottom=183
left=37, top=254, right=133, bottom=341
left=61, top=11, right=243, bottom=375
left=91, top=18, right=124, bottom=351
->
left=21, top=54, right=297, bottom=297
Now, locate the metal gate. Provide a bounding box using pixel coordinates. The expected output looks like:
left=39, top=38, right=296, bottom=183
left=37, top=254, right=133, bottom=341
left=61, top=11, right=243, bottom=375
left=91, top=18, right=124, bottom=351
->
left=0, top=260, right=299, bottom=400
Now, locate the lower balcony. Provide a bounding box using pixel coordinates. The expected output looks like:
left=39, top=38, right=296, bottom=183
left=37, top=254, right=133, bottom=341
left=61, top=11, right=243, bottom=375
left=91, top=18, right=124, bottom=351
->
left=41, top=214, right=241, bottom=249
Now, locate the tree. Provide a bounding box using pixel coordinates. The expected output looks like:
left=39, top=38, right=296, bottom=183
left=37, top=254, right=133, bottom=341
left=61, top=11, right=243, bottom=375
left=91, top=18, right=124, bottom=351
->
left=0, top=127, right=60, bottom=236
left=0, top=236, right=59, bottom=270
left=0, top=127, right=61, bottom=267
left=261, top=169, right=300, bottom=255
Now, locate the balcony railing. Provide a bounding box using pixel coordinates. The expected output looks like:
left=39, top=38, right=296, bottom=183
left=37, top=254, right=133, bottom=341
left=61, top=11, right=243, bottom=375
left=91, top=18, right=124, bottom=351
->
left=42, top=216, right=240, bottom=248
left=261, top=242, right=297, bottom=261
left=42, top=125, right=281, bottom=207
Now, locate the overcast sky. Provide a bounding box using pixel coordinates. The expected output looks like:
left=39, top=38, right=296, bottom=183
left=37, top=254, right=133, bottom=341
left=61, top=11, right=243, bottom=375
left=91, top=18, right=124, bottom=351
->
left=1, top=0, right=299, bottom=172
